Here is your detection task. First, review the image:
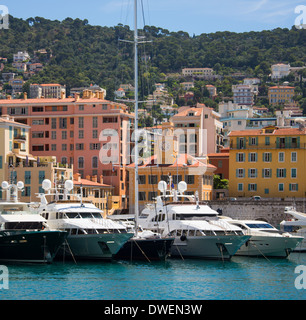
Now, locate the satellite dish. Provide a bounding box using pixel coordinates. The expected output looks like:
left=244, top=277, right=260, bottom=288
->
left=42, top=179, right=52, bottom=191
left=17, top=181, right=24, bottom=190
left=1, top=181, right=9, bottom=190
left=178, top=181, right=187, bottom=193
left=64, top=180, right=74, bottom=191
left=158, top=181, right=167, bottom=193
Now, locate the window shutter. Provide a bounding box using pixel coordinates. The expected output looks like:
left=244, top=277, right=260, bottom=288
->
left=289, top=184, right=292, bottom=191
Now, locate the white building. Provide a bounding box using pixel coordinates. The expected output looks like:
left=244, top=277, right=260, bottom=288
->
left=232, top=84, right=257, bottom=106
left=13, top=51, right=30, bottom=63
left=271, top=63, right=290, bottom=80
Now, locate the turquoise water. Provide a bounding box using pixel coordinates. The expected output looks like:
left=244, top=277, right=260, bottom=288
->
left=1, top=253, right=306, bottom=300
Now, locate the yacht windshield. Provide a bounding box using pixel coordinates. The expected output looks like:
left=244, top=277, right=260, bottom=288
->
left=246, top=223, right=274, bottom=229
left=175, top=213, right=217, bottom=220
left=64, top=212, right=102, bottom=219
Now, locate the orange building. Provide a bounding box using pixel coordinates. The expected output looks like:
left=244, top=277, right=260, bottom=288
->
left=0, top=90, right=135, bottom=208
left=207, top=148, right=229, bottom=180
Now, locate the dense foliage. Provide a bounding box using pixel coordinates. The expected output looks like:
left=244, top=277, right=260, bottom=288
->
left=1, top=15, right=306, bottom=105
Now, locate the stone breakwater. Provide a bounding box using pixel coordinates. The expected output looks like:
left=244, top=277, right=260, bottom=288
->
left=209, top=200, right=306, bottom=227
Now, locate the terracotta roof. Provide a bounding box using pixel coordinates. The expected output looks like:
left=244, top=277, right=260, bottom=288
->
left=73, top=178, right=112, bottom=188
left=229, top=127, right=306, bottom=136
left=208, top=153, right=229, bottom=157
left=269, top=86, right=294, bottom=89
left=172, top=107, right=203, bottom=118
left=0, top=116, right=30, bottom=127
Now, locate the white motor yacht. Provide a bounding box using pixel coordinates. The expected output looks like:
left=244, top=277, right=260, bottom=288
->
left=280, top=206, right=306, bottom=252
left=138, top=180, right=250, bottom=260
left=222, top=217, right=303, bottom=258
left=37, top=179, right=133, bottom=261
left=0, top=180, right=67, bottom=263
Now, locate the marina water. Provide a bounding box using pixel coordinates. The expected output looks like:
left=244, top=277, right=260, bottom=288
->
left=1, top=253, right=306, bottom=300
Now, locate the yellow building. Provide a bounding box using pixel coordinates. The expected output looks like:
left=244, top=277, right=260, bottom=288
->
left=0, top=115, right=73, bottom=202
left=268, top=86, right=295, bottom=105
left=229, top=125, right=306, bottom=198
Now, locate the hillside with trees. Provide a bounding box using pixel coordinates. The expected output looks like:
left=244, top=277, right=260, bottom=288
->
left=0, top=15, right=306, bottom=112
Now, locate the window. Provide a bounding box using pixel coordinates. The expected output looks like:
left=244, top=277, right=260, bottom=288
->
left=238, top=183, right=243, bottom=191
left=248, top=184, right=257, bottom=191
left=148, top=192, right=157, bottom=201
left=76, top=143, right=84, bottom=150
left=92, top=156, right=98, bottom=168
left=249, top=152, right=257, bottom=162
left=262, top=169, right=272, bottom=178
left=62, top=144, right=67, bottom=151
left=62, top=131, right=67, bottom=139
left=38, top=171, right=45, bottom=184
left=139, top=192, right=146, bottom=201
left=289, top=183, right=298, bottom=191
left=291, top=168, right=297, bottom=178
left=93, top=117, right=98, bottom=128
left=93, top=130, right=98, bottom=139
left=185, top=175, right=195, bottom=184
left=25, top=171, right=31, bottom=184
left=138, top=175, right=146, bottom=184
left=277, top=168, right=286, bottom=178
left=79, top=130, right=84, bottom=139
left=90, top=143, right=100, bottom=150
left=78, top=157, right=84, bottom=169
left=291, top=152, right=297, bottom=162
left=79, top=117, right=84, bottom=128
left=79, top=105, right=84, bottom=111
left=263, top=152, right=272, bottom=162
left=59, top=118, right=67, bottom=129
left=237, top=153, right=245, bottom=162
left=249, top=137, right=257, bottom=146
left=61, top=157, right=68, bottom=165
left=148, top=175, right=158, bottom=184
left=278, top=183, right=284, bottom=192
left=51, top=118, right=56, bottom=129
left=278, top=152, right=284, bottom=162
left=236, top=169, right=245, bottom=178
left=51, top=131, right=56, bottom=139
left=248, top=168, right=257, bottom=178
left=265, top=137, right=270, bottom=146
left=264, top=188, right=269, bottom=194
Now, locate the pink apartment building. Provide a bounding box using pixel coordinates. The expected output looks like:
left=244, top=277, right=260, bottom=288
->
left=0, top=90, right=135, bottom=209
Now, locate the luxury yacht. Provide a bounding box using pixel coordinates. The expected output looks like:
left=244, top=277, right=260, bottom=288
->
left=222, top=217, right=303, bottom=257
left=280, top=206, right=306, bottom=252
left=138, top=180, right=250, bottom=260
left=0, top=180, right=67, bottom=263
left=37, top=179, right=134, bottom=261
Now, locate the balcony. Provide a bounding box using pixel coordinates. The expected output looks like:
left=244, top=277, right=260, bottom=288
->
left=13, top=134, right=26, bottom=141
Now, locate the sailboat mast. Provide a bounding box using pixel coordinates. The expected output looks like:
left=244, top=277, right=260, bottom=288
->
left=134, top=0, right=139, bottom=237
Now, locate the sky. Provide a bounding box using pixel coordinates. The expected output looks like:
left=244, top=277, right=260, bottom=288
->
left=2, top=0, right=306, bottom=35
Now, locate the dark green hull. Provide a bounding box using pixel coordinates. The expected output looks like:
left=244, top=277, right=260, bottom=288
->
left=0, top=230, right=67, bottom=263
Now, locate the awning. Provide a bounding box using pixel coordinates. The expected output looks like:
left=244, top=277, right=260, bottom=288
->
left=15, top=154, right=37, bottom=161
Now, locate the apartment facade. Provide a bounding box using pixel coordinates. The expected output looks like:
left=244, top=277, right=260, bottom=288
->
left=0, top=115, right=73, bottom=203
left=170, top=103, right=224, bottom=155
left=0, top=91, right=135, bottom=208
left=271, top=63, right=290, bottom=80
left=182, top=68, right=214, bottom=78
left=268, top=85, right=295, bottom=105
left=232, top=84, right=257, bottom=106
left=30, top=83, right=66, bottom=99
left=228, top=126, right=306, bottom=198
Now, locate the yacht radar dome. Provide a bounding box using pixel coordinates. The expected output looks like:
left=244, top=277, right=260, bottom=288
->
left=64, top=180, right=74, bottom=191
left=158, top=181, right=167, bottom=194
left=17, top=181, right=24, bottom=190
left=42, top=179, right=52, bottom=191
left=1, top=181, right=9, bottom=190
left=178, top=181, right=187, bottom=194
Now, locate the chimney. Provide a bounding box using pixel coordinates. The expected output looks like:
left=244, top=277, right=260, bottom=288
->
left=86, top=175, right=91, bottom=181
left=73, top=173, right=81, bottom=182
left=60, top=90, right=65, bottom=99
left=100, top=175, right=104, bottom=184
left=6, top=95, right=11, bottom=100
left=75, top=93, right=80, bottom=101
left=92, top=175, right=97, bottom=183
left=23, top=92, right=27, bottom=99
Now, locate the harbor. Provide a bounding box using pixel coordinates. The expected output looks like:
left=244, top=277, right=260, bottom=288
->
left=1, top=253, right=306, bottom=300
